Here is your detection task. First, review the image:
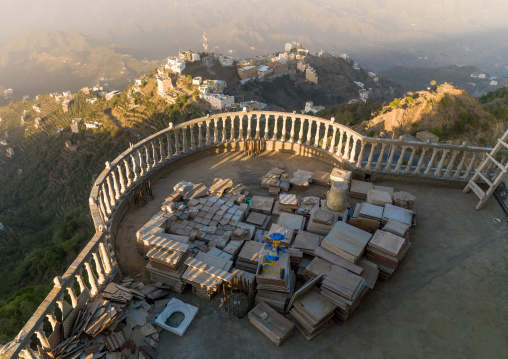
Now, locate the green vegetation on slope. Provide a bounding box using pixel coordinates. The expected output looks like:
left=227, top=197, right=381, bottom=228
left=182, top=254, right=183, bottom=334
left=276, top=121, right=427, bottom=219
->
left=0, top=74, right=208, bottom=343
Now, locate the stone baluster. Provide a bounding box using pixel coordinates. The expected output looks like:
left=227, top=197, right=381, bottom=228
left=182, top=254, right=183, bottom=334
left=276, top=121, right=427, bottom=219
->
left=289, top=117, right=295, bottom=143
left=214, top=119, right=220, bottom=143
left=395, top=145, right=409, bottom=172
left=335, top=129, right=344, bottom=157
left=414, top=147, right=429, bottom=174
left=484, top=156, right=495, bottom=179
left=158, top=137, right=166, bottom=162
left=322, top=123, right=329, bottom=150
left=264, top=116, right=270, bottom=140
left=75, top=274, right=86, bottom=293
left=356, top=139, right=365, bottom=167
left=329, top=121, right=337, bottom=153
left=434, top=149, right=449, bottom=177
left=424, top=148, right=438, bottom=175
left=298, top=118, right=305, bottom=144
left=281, top=116, right=287, bottom=141
left=92, top=252, right=106, bottom=285
left=349, top=135, right=358, bottom=162
left=35, top=329, right=51, bottom=352
left=182, top=127, right=188, bottom=153
left=97, top=194, right=107, bottom=221
left=237, top=116, right=243, bottom=141
left=143, top=145, right=151, bottom=172
left=151, top=141, right=158, bottom=166
left=206, top=120, right=212, bottom=146
left=66, top=287, right=78, bottom=307
left=255, top=116, right=261, bottom=140
left=454, top=150, right=468, bottom=178
left=219, top=118, right=225, bottom=142
left=246, top=116, right=252, bottom=140
left=84, top=261, right=99, bottom=297
left=314, top=121, right=321, bottom=147
left=166, top=132, right=173, bottom=159
left=99, top=242, right=113, bottom=275
left=272, top=117, right=279, bottom=141
left=136, top=148, right=145, bottom=180
left=130, top=154, right=139, bottom=182
left=124, top=158, right=132, bottom=188
left=101, top=186, right=112, bottom=215
left=111, top=170, right=121, bottom=200
left=106, top=176, right=116, bottom=207
left=306, top=119, right=313, bottom=145
left=365, top=142, right=376, bottom=170
left=198, top=123, right=204, bottom=148
left=375, top=143, right=387, bottom=171
left=444, top=150, right=460, bottom=178
left=117, top=163, right=126, bottom=194
left=189, top=125, right=196, bottom=152
left=462, top=153, right=478, bottom=179
left=343, top=133, right=351, bottom=159
left=404, top=147, right=417, bottom=173
left=174, top=131, right=181, bottom=156
left=56, top=296, right=69, bottom=321
left=46, top=314, right=58, bottom=330
left=384, top=143, right=397, bottom=171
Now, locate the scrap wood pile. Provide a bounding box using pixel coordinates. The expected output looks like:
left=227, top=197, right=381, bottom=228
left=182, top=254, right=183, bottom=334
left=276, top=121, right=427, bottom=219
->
left=38, top=279, right=171, bottom=359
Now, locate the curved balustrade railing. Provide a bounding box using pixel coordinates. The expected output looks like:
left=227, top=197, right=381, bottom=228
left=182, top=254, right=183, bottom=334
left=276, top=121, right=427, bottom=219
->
left=3, top=111, right=506, bottom=358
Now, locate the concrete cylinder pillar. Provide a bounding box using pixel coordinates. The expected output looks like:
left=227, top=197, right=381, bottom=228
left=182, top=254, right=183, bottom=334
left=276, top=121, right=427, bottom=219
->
left=327, top=181, right=349, bottom=212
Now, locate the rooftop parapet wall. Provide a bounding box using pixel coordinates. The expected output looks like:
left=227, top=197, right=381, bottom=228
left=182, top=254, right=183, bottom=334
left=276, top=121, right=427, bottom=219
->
left=3, top=111, right=506, bottom=358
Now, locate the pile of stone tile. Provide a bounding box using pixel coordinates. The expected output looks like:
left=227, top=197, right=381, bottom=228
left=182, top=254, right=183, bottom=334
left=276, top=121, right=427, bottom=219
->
left=236, top=240, right=264, bottom=273
left=145, top=237, right=190, bottom=293
left=320, top=265, right=368, bottom=322
left=248, top=302, right=295, bottom=346
left=290, top=169, right=313, bottom=190
left=320, top=221, right=372, bottom=263
left=306, top=208, right=338, bottom=235
left=182, top=252, right=234, bottom=299
left=366, top=230, right=411, bottom=279
left=255, top=250, right=295, bottom=312
left=287, top=287, right=336, bottom=340
left=296, top=196, right=320, bottom=216
left=311, top=170, right=331, bottom=186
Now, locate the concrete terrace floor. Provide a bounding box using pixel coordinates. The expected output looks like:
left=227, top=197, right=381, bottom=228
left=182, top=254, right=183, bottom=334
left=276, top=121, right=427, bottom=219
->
left=114, top=151, right=508, bottom=359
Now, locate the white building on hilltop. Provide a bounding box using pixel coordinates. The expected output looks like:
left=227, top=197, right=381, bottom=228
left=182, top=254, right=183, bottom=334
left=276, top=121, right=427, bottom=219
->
left=166, top=57, right=186, bottom=74
left=304, top=101, right=325, bottom=114
left=219, top=56, right=234, bottom=67
left=209, top=94, right=235, bottom=110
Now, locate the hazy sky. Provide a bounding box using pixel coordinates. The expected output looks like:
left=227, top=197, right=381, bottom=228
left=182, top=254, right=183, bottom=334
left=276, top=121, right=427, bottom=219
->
left=2, top=0, right=508, bottom=57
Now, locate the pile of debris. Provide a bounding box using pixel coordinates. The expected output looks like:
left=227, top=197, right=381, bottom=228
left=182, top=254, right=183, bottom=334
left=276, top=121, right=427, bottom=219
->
left=38, top=278, right=176, bottom=359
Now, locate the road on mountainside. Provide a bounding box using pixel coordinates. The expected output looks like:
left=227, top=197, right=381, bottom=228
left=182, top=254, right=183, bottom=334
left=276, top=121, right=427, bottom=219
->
left=104, top=108, right=147, bottom=139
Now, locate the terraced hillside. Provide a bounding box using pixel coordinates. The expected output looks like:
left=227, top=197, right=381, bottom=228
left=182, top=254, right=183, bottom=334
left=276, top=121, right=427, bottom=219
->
left=0, top=80, right=208, bottom=342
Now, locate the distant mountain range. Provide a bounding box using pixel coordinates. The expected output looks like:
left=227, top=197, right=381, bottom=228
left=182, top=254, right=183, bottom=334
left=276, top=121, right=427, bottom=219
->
left=2, top=1, right=508, bottom=77
left=0, top=30, right=158, bottom=97
left=380, top=65, right=508, bottom=97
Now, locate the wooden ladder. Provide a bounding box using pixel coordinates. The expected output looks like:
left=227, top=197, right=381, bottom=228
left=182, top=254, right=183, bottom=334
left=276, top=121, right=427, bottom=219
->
left=463, top=129, right=508, bottom=210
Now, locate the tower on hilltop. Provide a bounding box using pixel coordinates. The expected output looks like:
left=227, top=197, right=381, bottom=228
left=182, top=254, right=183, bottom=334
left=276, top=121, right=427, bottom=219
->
left=203, top=32, right=208, bottom=53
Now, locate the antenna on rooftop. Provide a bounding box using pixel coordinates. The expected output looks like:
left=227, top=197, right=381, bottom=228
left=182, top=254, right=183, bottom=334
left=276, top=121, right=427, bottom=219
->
left=203, top=32, right=208, bottom=54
